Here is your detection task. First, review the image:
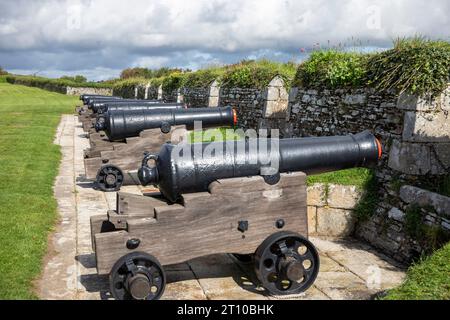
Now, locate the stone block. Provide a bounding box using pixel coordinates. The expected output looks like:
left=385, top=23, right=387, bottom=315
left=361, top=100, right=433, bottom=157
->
left=307, top=183, right=326, bottom=206
left=268, top=76, right=285, bottom=88
left=388, top=140, right=431, bottom=175
left=442, top=86, right=450, bottom=111
left=327, top=184, right=361, bottom=209
left=434, top=143, right=450, bottom=169
left=289, top=87, right=299, bottom=102
left=344, top=94, right=366, bottom=105
left=399, top=185, right=450, bottom=219
left=316, top=208, right=356, bottom=237
left=307, top=206, right=317, bottom=234
left=403, top=111, right=450, bottom=142
left=263, top=99, right=289, bottom=118
left=397, top=92, right=437, bottom=111
left=208, top=96, right=219, bottom=108
left=387, top=207, right=405, bottom=223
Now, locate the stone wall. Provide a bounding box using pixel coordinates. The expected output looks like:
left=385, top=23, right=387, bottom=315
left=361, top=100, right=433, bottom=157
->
left=183, top=87, right=209, bottom=108
left=66, top=86, right=113, bottom=96
left=307, top=184, right=362, bottom=237
left=120, top=79, right=449, bottom=262
left=355, top=88, right=450, bottom=262
left=146, top=85, right=159, bottom=100
left=219, top=87, right=265, bottom=129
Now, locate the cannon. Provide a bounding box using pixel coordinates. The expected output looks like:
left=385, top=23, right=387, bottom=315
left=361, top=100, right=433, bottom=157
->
left=95, top=106, right=237, bottom=141
left=94, top=101, right=184, bottom=114
left=90, top=130, right=381, bottom=300
left=76, top=96, right=123, bottom=115
left=139, top=130, right=382, bottom=202
left=80, top=94, right=117, bottom=103
left=85, top=107, right=237, bottom=191
left=83, top=103, right=186, bottom=134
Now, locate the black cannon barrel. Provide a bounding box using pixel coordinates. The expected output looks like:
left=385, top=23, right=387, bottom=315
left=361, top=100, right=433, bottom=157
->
left=138, top=130, right=382, bottom=202
left=97, top=106, right=237, bottom=141
left=86, top=97, right=138, bottom=109
left=93, top=100, right=168, bottom=113
left=80, top=94, right=116, bottom=103
left=82, top=96, right=121, bottom=104
left=95, top=103, right=186, bottom=129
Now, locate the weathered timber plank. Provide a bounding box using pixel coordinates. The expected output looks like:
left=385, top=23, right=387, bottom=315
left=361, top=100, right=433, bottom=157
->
left=94, top=173, right=307, bottom=274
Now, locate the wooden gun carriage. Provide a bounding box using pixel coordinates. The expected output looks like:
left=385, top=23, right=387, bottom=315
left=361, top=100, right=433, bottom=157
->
left=90, top=172, right=319, bottom=300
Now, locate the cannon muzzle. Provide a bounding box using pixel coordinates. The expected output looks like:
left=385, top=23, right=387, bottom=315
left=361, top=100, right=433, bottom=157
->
left=138, top=130, right=382, bottom=202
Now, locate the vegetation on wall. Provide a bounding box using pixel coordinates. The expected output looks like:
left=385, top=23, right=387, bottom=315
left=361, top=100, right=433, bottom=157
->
left=294, top=38, right=450, bottom=96
left=111, top=78, right=147, bottom=98
left=161, top=72, right=187, bottom=93
left=120, top=67, right=186, bottom=80
left=59, top=75, right=87, bottom=83
left=367, top=37, right=450, bottom=97
left=293, top=50, right=368, bottom=89
left=182, top=67, right=225, bottom=88
left=221, top=60, right=297, bottom=89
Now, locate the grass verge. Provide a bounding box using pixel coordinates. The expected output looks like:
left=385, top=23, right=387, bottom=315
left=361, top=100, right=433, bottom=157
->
left=382, top=242, right=450, bottom=300
left=0, top=83, right=77, bottom=299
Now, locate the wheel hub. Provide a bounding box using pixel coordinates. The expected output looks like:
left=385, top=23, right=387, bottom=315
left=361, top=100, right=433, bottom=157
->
left=105, top=173, right=117, bottom=185
left=283, top=259, right=305, bottom=282
left=128, top=273, right=151, bottom=300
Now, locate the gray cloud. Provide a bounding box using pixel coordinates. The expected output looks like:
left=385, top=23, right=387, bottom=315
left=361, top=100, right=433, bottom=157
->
left=0, top=0, right=449, bottom=80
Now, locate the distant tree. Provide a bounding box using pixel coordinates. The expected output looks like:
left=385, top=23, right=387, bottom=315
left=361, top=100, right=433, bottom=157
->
left=120, top=68, right=152, bottom=79
left=120, top=67, right=190, bottom=79
left=60, top=75, right=87, bottom=83
left=73, top=75, right=87, bottom=83
left=0, top=66, right=8, bottom=75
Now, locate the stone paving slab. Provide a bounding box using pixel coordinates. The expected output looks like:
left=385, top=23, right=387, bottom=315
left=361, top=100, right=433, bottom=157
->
left=37, top=115, right=407, bottom=300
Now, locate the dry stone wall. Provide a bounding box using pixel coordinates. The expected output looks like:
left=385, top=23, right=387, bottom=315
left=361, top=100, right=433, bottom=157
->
left=66, top=86, right=113, bottom=96
left=183, top=87, right=210, bottom=108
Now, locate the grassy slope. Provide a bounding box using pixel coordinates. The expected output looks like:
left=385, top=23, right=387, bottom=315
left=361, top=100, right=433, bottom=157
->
left=383, top=243, right=450, bottom=300
left=0, top=83, right=77, bottom=299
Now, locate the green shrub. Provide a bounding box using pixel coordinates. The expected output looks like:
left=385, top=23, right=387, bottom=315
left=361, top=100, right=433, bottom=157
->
left=4, top=75, right=111, bottom=94
left=112, top=78, right=147, bottom=98
left=293, top=50, right=368, bottom=89
left=221, top=60, right=297, bottom=89
left=182, top=67, right=225, bottom=88
left=367, top=37, right=450, bottom=96
left=161, top=72, right=187, bottom=93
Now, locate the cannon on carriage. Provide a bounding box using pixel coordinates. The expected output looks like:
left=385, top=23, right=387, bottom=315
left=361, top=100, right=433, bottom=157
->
left=90, top=130, right=382, bottom=300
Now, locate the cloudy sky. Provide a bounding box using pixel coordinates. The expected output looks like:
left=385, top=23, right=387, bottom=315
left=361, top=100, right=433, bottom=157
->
left=0, top=0, right=449, bottom=81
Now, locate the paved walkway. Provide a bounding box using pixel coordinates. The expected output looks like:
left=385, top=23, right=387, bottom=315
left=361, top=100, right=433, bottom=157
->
left=36, top=115, right=406, bottom=300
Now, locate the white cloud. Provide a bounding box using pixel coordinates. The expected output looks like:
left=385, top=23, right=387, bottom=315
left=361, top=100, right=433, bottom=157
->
left=0, top=0, right=448, bottom=80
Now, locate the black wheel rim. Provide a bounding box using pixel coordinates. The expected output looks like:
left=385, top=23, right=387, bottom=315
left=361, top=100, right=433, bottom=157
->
left=109, top=252, right=166, bottom=300
left=96, top=165, right=124, bottom=191
left=254, top=231, right=319, bottom=296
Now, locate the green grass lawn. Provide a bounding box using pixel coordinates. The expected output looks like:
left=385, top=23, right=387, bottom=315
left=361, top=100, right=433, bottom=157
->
left=0, top=83, right=77, bottom=299
left=382, top=242, right=450, bottom=300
